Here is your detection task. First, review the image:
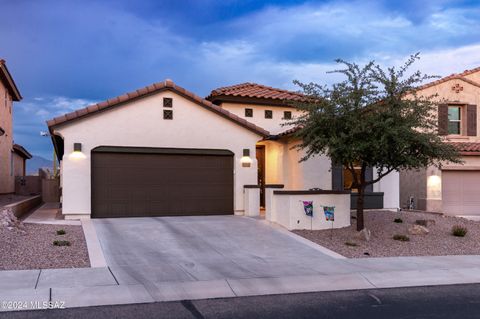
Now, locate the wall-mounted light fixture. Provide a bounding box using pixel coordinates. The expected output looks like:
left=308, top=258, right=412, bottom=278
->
left=69, top=142, right=86, bottom=160
left=0, top=127, right=5, bottom=136
left=427, top=174, right=442, bottom=199
left=241, top=148, right=252, bottom=167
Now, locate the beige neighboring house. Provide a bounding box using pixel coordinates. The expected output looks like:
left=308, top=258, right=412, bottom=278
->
left=46, top=80, right=398, bottom=220
left=400, top=67, right=480, bottom=217
left=0, top=59, right=31, bottom=194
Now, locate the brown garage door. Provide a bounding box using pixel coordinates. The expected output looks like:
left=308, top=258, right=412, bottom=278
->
left=91, top=146, right=234, bottom=218
left=442, top=170, right=480, bottom=216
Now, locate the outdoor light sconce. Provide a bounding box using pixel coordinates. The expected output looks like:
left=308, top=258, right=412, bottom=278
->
left=74, top=143, right=82, bottom=152
left=0, top=127, right=4, bottom=136
left=241, top=148, right=252, bottom=167
left=69, top=142, right=86, bottom=160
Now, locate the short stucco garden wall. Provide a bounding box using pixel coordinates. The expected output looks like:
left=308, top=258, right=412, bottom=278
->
left=265, top=187, right=350, bottom=230
left=3, top=195, right=43, bottom=218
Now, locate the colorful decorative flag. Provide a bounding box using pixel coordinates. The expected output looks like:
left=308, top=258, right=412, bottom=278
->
left=323, top=206, right=335, bottom=221
left=302, top=201, right=313, bottom=216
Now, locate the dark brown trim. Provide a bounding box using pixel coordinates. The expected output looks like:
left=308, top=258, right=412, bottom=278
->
left=467, top=104, right=477, bottom=136
left=92, top=146, right=234, bottom=156
left=460, top=152, right=480, bottom=156
left=209, top=95, right=297, bottom=108
left=244, top=185, right=261, bottom=188
left=274, top=190, right=350, bottom=195
left=265, top=184, right=284, bottom=188
left=438, top=104, right=448, bottom=136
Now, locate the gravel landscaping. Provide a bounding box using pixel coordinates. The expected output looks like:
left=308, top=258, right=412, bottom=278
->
left=0, top=209, right=90, bottom=270
left=293, top=210, right=480, bottom=258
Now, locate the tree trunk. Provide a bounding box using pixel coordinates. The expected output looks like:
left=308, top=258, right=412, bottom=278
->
left=356, top=185, right=365, bottom=231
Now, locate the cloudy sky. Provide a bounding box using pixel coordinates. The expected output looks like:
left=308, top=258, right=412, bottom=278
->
left=1, top=0, right=480, bottom=158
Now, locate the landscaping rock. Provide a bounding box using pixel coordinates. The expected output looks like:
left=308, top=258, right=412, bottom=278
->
left=355, top=228, right=371, bottom=241
left=415, top=219, right=436, bottom=227
left=0, top=207, right=25, bottom=234
left=408, top=224, right=429, bottom=235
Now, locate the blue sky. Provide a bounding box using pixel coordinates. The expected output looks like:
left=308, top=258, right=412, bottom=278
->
left=1, top=0, right=480, bottom=158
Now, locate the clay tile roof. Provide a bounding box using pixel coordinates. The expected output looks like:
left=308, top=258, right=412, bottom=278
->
left=46, top=80, right=269, bottom=137
left=416, top=66, right=480, bottom=91
left=449, top=142, right=480, bottom=155
left=206, top=82, right=307, bottom=104
left=0, top=59, right=22, bottom=101
left=12, top=144, right=32, bottom=159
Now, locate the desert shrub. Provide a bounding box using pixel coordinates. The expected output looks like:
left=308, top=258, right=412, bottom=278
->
left=56, top=229, right=66, bottom=235
left=394, top=218, right=403, bottom=223
left=451, top=225, right=468, bottom=237
left=345, top=241, right=358, bottom=247
left=393, top=234, right=410, bottom=242
left=53, top=240, right=71, bottom=246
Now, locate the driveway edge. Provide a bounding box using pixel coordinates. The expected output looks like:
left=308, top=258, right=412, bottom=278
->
left=81, top=219, right=107, bottom=268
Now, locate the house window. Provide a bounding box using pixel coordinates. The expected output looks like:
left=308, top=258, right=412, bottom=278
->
left=245, top=108, right=253, bottom=117
left=163, top=97, right=173, bottom=107
left=163, top=110, right=173, bottom=120
left=448, top=106, right=461, bottom=135
left=284, top=111, right=292, bottom=120
left=265, top=110, right=273, bottom=119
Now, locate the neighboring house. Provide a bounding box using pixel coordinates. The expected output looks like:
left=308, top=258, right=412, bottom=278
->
left=47, top=80, right=399, bottom=220
left=12, top=144, right=32, bottom=176
left=0, top=59, right=30, bottom=194
left=400, top=67, right=480, bottom=217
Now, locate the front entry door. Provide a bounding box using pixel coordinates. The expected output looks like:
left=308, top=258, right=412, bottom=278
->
left=256, top=146, right=266, bottom=207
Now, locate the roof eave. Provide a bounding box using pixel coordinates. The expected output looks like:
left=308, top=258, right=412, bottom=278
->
left=0, top=61, right=22, bottom=101
left=47, top=81, right=269, bottom=138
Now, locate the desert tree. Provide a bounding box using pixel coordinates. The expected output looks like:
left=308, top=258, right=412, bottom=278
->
left=290, top=54, right=461, bottom=231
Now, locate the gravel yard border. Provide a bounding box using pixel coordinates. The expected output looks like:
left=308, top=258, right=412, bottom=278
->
left=0, top=223, right=90, bottom=270
left=293, top=210, right=480, bottom=258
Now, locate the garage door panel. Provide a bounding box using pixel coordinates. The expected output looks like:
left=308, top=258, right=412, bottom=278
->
left=92, top=151, right=234, bottom=218
left=442, top=171, right=480, bottom=216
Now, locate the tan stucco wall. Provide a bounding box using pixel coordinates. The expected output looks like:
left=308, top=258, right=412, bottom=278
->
left=417, top=78, right=480, bottom=142
left=219, top=102, right=302, bottom=134
left=406, top=73, right=480, bottom=213
left=399, top=168, right=427, bottom=210
left=54, top=91, right=262, bottom=217
left=13, top=153, right=25, bottom=177
left=0, top=82, right=13, bottom=194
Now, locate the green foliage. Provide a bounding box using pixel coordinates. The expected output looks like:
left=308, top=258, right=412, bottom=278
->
left=53, top=240, right=71, bottom=246
left=56, top=229, right=66, bottom=235
left=290, top=54, right=462, bottom=231
left=451, top=225, right=468, bottom=237
left=393, top=218, right=403, bottom=223
left=393, top=234, right=410, bottom=242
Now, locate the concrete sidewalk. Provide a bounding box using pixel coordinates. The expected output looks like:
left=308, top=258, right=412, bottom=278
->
left=3, top=256, right=480, bottom=311
left=23, top=203, right=80, bottom=225
left=4, top=211, right=480, bottom=311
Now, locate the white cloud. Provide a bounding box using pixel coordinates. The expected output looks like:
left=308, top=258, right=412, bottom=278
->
left=18, top=96, right=96, bottom=121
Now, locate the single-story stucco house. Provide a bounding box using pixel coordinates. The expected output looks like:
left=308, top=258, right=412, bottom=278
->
left=400, top=66, right=480, bottom=218
left=47, top=80, right=399, bottom=222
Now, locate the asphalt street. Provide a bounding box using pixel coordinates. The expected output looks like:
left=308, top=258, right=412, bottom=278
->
left=2, top=284, right=480, bottom=319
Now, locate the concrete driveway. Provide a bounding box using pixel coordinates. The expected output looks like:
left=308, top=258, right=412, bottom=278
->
left=93, top=216, right=358, bottom=285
